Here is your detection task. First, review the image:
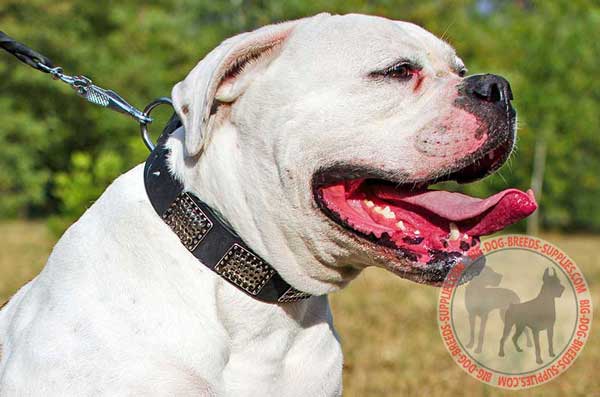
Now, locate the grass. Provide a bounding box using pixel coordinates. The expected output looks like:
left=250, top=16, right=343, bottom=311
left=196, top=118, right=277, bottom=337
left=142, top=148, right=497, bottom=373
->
left=1, top=221, right=598, bottom=396
left=0, top=221, right=54, bottom=303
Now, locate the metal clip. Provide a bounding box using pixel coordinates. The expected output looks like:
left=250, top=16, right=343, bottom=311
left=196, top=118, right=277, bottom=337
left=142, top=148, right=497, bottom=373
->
left=36, top=63, right=152, bottom=124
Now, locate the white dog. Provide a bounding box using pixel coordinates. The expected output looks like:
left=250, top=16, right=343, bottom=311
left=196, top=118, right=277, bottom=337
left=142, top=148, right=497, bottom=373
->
left=0, top=13, right=536, bottom=395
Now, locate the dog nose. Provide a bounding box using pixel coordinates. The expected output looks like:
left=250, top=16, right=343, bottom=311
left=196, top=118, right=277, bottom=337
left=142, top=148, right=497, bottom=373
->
left=463, top=74, right=513, bottom=104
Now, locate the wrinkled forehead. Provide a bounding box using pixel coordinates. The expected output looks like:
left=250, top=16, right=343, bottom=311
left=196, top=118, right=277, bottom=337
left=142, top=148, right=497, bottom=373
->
left=285, top=14, right=462, bottom=74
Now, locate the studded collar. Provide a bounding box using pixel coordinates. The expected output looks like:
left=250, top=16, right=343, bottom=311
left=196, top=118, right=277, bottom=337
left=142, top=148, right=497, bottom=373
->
left=143, top=114, right=312, bottom=304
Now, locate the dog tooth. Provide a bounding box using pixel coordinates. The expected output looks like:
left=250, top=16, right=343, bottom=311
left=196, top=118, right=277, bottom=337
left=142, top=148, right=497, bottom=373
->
left=374, top=206, right=383, bottom=213
left=463, top=233, right=469, bottom=240
left=449, top=222, right=459, bottom=240
left=414, top=229, right=420, bottom=235
left=396, top=221, right=407, bottom=231
left=365, top=200, right=375, bottom=208
left=381, top=206, right=396, bottom=219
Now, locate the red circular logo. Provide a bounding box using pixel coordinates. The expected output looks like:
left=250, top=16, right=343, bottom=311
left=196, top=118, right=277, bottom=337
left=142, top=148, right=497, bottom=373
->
left=437, top=235, right=592, bottom=389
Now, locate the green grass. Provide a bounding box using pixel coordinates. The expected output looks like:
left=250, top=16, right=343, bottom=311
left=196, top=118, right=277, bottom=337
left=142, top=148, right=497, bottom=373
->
left=1, top=221, right=598, bottom=395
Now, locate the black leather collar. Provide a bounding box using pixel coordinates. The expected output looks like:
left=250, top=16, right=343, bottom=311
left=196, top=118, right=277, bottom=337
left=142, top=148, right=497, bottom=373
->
left=143, top=114, right=311, bottom=303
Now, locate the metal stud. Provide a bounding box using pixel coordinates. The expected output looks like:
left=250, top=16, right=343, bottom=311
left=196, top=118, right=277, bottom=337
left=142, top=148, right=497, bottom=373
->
left=278, top=287, right=312, bottom=303
left=163, top=193, right=213, bottom=251
left=215, top=244, right=275, bottom=296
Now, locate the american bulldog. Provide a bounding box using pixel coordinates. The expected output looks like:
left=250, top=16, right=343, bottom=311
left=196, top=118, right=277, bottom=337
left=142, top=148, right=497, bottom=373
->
left=0, top=13, right=536, bottom=396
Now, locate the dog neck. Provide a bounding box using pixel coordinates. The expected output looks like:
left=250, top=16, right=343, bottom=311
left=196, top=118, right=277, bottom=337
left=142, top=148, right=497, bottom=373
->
left=144, top=116, right=350, bottom=303
left=537, top=283, right=559, bottom=303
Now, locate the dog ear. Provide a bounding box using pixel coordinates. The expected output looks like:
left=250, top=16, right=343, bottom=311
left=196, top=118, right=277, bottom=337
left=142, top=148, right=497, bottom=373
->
left=171, top=19, right=303, bottom=157
left=543, top=267, right=550, bottom=281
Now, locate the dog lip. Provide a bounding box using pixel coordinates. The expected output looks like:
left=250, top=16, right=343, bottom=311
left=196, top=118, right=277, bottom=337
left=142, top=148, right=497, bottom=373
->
left=310, top=134, right=513, bottom=195
left=313, top=194, right=486, bottom=287
left=427, top=137, right=514, bottom=186
left=311, top=121, right=515, bottom=193
left=311, top=164, right=408, bottom=191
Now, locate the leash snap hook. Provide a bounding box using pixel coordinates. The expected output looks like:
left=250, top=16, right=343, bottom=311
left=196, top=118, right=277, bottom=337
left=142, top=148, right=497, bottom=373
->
left=140, top=97, right=173, bottom=151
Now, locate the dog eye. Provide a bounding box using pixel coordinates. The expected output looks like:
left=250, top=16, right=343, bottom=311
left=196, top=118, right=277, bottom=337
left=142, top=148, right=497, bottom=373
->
left=386, top=63, right=415, bottom=80
left=369, top=60, right=422, bottom=82
left=458, top=68, right=468, bottom=77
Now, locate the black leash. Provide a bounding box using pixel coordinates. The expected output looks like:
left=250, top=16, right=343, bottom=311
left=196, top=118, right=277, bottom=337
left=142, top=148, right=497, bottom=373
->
left=2, top=31, right=312, bottom=304
left=0, top=31, right=54, bottom=71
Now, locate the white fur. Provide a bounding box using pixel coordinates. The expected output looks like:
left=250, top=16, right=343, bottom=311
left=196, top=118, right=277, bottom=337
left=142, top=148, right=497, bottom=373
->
left=0, top=13, right=476, bottom=395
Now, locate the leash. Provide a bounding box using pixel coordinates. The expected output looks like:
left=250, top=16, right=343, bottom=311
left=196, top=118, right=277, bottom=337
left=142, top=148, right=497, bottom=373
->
left=0, top=30, right=168, bottom=151
left=1, top=31, right=312, bottom=304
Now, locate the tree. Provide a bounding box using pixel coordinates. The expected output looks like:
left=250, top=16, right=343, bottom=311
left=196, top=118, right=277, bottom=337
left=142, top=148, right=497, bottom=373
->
left=1, top=0, right=598, bottom=233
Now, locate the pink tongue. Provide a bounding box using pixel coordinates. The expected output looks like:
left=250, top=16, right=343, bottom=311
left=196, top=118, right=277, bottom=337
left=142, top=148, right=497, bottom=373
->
left=376, top=188, right=538, bottom=235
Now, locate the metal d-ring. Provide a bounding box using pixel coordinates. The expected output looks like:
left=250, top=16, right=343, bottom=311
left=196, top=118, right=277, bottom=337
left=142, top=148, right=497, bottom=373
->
left=140, top=97, right=173, bottom=151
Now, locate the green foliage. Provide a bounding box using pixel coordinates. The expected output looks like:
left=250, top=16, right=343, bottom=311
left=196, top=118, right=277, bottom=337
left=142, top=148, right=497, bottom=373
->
left=47, top=150, right=125, bottom=234
left=0, top=0, right=598, bottom=232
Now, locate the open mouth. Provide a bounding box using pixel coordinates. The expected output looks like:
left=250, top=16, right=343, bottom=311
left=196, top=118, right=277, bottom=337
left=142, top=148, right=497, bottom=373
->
left=312, top=144, right=538, bottom=284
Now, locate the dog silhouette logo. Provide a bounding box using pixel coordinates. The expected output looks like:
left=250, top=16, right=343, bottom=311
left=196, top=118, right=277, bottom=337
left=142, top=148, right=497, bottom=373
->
left=499, top=267, right=564, bottom=364
left=437, top=235, right=592, bottom=390
left=464, top=263, right=532, bottom=355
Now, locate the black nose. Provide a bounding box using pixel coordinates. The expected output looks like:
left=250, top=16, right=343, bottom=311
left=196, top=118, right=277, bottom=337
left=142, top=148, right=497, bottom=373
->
left=463, top=74, right=513, bottom=104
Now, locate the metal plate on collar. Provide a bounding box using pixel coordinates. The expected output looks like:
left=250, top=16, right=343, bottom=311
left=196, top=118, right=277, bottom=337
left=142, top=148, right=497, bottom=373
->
left=278, top=287, right=312, bottom=303
left=215, top=244, right=275, bottom=296
left=163, top=192, right=213, bottom=252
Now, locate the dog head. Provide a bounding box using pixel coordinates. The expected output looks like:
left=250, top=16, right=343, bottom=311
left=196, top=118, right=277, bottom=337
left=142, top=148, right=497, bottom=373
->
left=542, top=268, right=565, bottom=298
left=470, top=265, right=502, bottom=288
left=168, top=13, right=537, bottom=295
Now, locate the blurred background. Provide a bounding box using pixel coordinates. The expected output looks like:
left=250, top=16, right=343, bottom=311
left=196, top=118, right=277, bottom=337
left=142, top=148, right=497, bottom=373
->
left=0, top=0, right=598, bottom=395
